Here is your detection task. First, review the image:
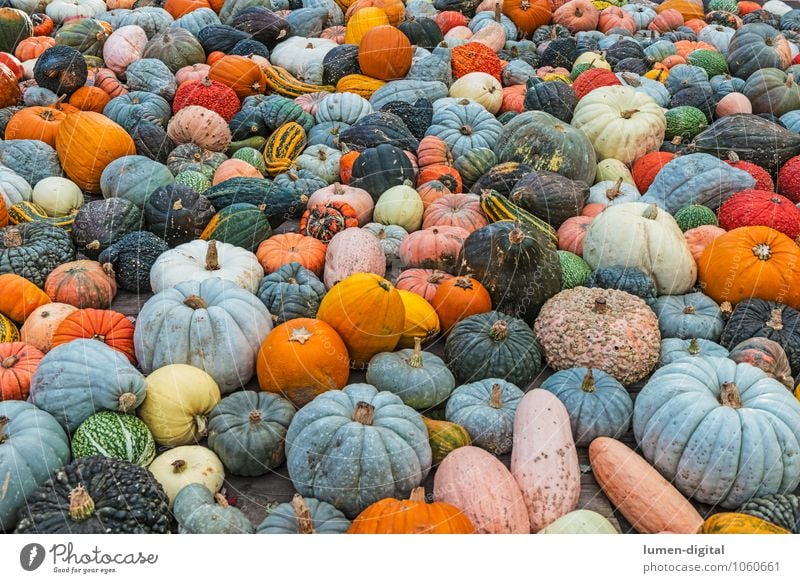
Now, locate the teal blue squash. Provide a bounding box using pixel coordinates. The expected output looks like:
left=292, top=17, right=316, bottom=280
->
left=634, top=356, right=800, bottom=508
left=207, top=391, right=295, bottom=477
left=660, top=338, right=730, bottom=366
left=173, top=483, right=254, bottom=534
left=267, top=169, right=327, bottom=226
left=738, top=494, right=799, bottom=534
left=256, top=494, right=351, bottom=534
left=257, top=261, right=326, bottom=325
left=445, top=378, right=523, bottom=455
left=125, top=58, right=178, bottom=101
left=286, top=383, right=431, bottom=518
left=29, top=339, right=147, bottom=433
left=444, top=310, right=542, bottom=388
left=366, top=337, right=455, bottom=410
left=71, top=412, right=156, bottom=467
left=0, top=139, right=62, bottom=186
left=103, top=91, right=172, bottom=130
left=585, top=265, right=657, bottom=305
left=426, top=100, right=503, bottom=159
left=540, top=368, right=632, bottom=446
left=171, top=7, right=221, bottom=36
left=201, top=203, right=272, bottom=252
left=369, top=80, right=449, bottom=110
left=315, top=93, right=373, bottom=126
left=0, top=401, right=70, bottom=532
left=652, top=292, right=724, bottom=341
left=100, top=155, right=174, bottom=207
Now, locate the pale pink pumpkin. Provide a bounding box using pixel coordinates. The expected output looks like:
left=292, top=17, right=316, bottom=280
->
left=581, top=203, right=607, bottom=217
left=167, top=105, right=232, bottom=152
left=445, top=26, right=474, bottom=40
left=323, top=227, right=386, bottom=289
left=684, top=225, right=726, bottom=263
left=175, top=63, right=211, bottom=85
left=395, top=269, right=454, bottom=302
left=102, top=25, right=148, bottom=77
left=422, top=193, right=488, bottom=233
left=557, top=215, right=593, bottom=255
left=398, top=225, right=470, bottom=271
left=471, top=21, right=505, bottom=51
left=213, top=159, right=262, bottom=184
left=598, top=6, right=636, bottom=33
left=321, top=25, right=346, bottom=44
left=294, top=91, right=331, bottom=116
left=715, top=92, right=751, bottom=117
left=553, top=0, right=600, bottom=33
left=307, top=183, right=374, bottom=226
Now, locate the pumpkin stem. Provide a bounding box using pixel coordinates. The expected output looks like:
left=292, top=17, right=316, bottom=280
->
left=683, top=305, right=696, bottom=315
left=580, top=369, right=596, bottom=393
left=719, top=382, right=742, bottom=409
left=102, top=262, right=115, bottom=278
left=752, top=243, right=772, bottom=260
left=292, top=494, right=316, bottom=534
left=767, top=308, right=784, bottom=331
left=39, top=109, right=57, bottom=122
left=206, top=240, right=220, bottom=271
left=727, top=151, right=740, bottom=163
left=1, top=355, right=18, bottom=368
left=409, top=487, right=426, bottom=503
left=352, top=401, right=375, bottom=425
left=86, top=240, right=101, bottom=251
left=173, top=199, right=183, bottom=211
left=620, top=109, right=639, bottom=119
left=642, top=204, right=659, bottom=220
left=575, top=8, right=582, bottom=17
left=508, top=227, right=526, bottom=245
left=249, top=410, right=262, bottom=424
left=592, top=296, right=609, bottom=314
left=3, top=227, right=22, bottom=248
left=687, top=338, right=701, bottom=355
left=488, top=319, right=509, bottom=341
left=454, top=276, right=474, bottom=290
left=489, top=384, right=503, bottom=409
left=68, top=485, right=95, bottom=522
left=91, top=333, right=106, bottom=342
left=0, top=416, right=7, bottom=443
left=606, top=177, right=624, bottom=200
left=118, top=392, right=137, bottom=413
left=196, top=414, right=208, bottom=437
left=172, top=459, right=187, bottom=473
left=213, top=493, right=230, bottom=508
left=720, top=301, right=732, bottom=319
left=377, top=279, right=391, bottom=292
left=494, top=2, right=501, bottom=21
left=407, top=337, right=424, bottom=368
left=184, top=295, right=209, bottom=310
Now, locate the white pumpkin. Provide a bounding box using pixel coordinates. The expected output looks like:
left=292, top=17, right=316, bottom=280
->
left=588, top=178, right=641, bottom=206
left=148, top=445, right=224, bottom=507
left=582, top=202, right=697, bottom=295
left=573, top=51, right=611, bottom=71
left=571, top=85, right=666, bottom=165
left=149, top=239, right=264, bottom=294
left=323, top=227, right=386, bottom=289
left=270, top=37, right=337, bottom=85
left=594, top=159, right=636, bottom=186
left=763, top=0, right=793, bottom=16
left=46, top=0, right=107, bottom=23
left=449, top=72, right=503, bottom=114
left=0, top=166, right=32, bottom=206
left=295, top=144, right=342, bottom=184
left=31, top=176, right=84, bottom=216
left=22, top=58, right=36, bottom=80
left=373, top=183, right=424, bottom=232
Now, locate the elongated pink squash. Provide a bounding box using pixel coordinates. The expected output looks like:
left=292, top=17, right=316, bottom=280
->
left=510, top=389, right=580, bottom=532
left=589, top=437, right=703, bottom=534
left=433, top=446, right=530, bottom=534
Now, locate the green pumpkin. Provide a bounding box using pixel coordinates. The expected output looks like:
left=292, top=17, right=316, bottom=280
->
left=286, top=383, right=431, bottom=518
left=207, top=391, right=294, bottom=477
left=232, top=147, right=268, bottom=174
left=541, top=368, right=632, bottom=446
left=585, top=265, right=658, bottom=304
left=173, top=483, right=253, bottom=534
left=674, top=204, right=718, bottom=231
left=445, top=378, right=524, bottom=455
left=257, top=261, right=326, bottom=325
left=29, top=339, right=147, bottom=433
left=174, top=170, right=212, bottom=193
left=509, top=170, right=589, bottom=229
left=256, top=494, right=351, bottom=534
left=167, top=143, right=227, bottom=178
left=0, top=7, right=32, bottom=54
left=53, top=18, right=108, bottom=57
left=200, top=203, right=273, bottom=252
left=652, top=292, right=725, bottom=341
left=708, top=0, right=739, bottom=13
left=267, top=169, right=326, bottom=226
left=686, top=50, right=729, bottom=78
left=445, top=310, right=542, bottom=388
left=71, top=198, right=143, bottom=260
left=142, top=27, right=206, bottom=73
left=259, top=95, right=316, bottom=133
left=203, top=177, right=272, bottom=210
left=366, top=338, right=455, bottom=410
left=738, top=494, right=799, bottom=533
left=0, top=222, right=76, bottom=288
left=0, top=401, right=70, bottom=532
left=72, top=412, right=156, bottom=467
left=98, top=231, right=169, bottom=294
left=743, top=68, right=800, bottom=118
left=634, top=356, right=800, bottom=508
left=144, top=183, right=216, bottom=247
left=665, top=106, right=708, bottom=140
left=455, top=148, right=498, bottom=190
left=100, top=155, right=175, bottom=207
left=558, top=250, right=591, bottom=289
left=660, top=337, right=730, bottom=366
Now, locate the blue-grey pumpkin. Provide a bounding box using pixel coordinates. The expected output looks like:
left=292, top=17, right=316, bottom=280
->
left=173, top=483, right=254, bottom=534
left=652, top=292, right=725, bottom=341
left=256, top=494, right=351, bottom=534
left=257, top=262, right=326, bottom=325
left=100, top=155, right=174, bottom=208
left=103, top=91, right=172, bottom=131
left=585, top=265, right=658, bottom=304
left=125, top=59, right=178, bottom=101
left=659, top=337, right=729, bottom=366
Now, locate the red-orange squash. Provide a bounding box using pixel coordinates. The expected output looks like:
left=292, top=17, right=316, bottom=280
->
left=68, top=86, right=112, bottom=113
left=0, top=274, right=51, bottom=324
left=208, top=55, right=267, bottom=98
left=0, top=342, right=44, bottom=401
left=398, top=225, right=469, bottom=272
left=503, top=0, right=553, bottom=38
left=50, top=308, right=136, bottom=364
left=422, top=193, right=488, bottom=233
left=44, top=260, right=117, bottom=309
left=431, top=275, right=492, bottom=333
left=4, top=105, right=67, bottom=147
left=256, top=233, right=327, bottom=276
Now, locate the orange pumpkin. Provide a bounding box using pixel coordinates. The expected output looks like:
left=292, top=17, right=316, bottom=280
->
left=339, top=147, right=360, bottom=184
left=503, top=0, right=552, bottom=38
left=0, top=274, right=51, bottom=324
left=44, top=260, right=118, bottom=309
left=417, top=135, right=455, bottom=169
left=0, top=342, right=44, bottom=401
left=14, top=36, right=55, bottom=61
left=656, top=0, right=704, bottom=22
left=50, top=308, right=136, bottom=363
left=422, top=193, right=487, bottom=232
left=737, top=1, right=761, bottom=15
left=256, top=318, right=349, bottom=407
left=557, top=215, right=593, bottom=255
left=500, top=84, right=526, bottom=113
left=698, top=226, right=800, bottom=310
left=19, top=303, right=78, bottom=353
left=598, top=6, right=635, bottom=33
left=256, top=233, right=326, bottom=276
left=685, top=225, right=726, bottom=263
left=417, top=164, right=462, bottom=193
left=675, top=41, right=716, bottom=58
left=91, top=68, right=128, bottom=98
left=346, top=0, right=405, bottom=25
left=209, top=55, right=266, bottom=98
left=648, top=8, right=684, bottom=32
left=213, top=159, right=262, bottom=184
left=358, top=25, right=413, bottom=81
left=431, top=275, right=492, bottom=333
left=69, top=86, right=112, bottom=113
left=348, top=487, right=475, bottom=534
left=581, top=202, right=607, bottom=217
left=336, top=73, right=385, bottom=98
left=4, top=106, right=68, bottom=147
left=0, top=62, right=21, bottom=108
left=163, top=0, right=211, bottom=18
left=206, top=51, right=226, bottom=66
left=0, top=197, right=7, bottom=228
left=345, top=7, right=390, bottom=45
left=683, top=18, right=707, bottom=34
left=417, top=180, right=452, bottom=210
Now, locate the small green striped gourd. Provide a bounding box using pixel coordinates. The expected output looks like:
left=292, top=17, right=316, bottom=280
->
left=200, top=202, right=273, bottom=252
left=479, top=190, right=558, bottom=245
left=686, top=50, right=728, bottom=78
left=233, top=147, right=267, bottom=174
left=664, top=106, right=708, bottom=140
left=174, top=170, right=212, bottom=193
left=71, top=411, right=156, bottom=467
left=263, top=122, right=307, bottom=177
left=558, top=250, right=592, bottom=289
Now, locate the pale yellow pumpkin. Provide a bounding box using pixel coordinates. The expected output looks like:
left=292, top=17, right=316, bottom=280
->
left=148, top=445, right=224, bottom=507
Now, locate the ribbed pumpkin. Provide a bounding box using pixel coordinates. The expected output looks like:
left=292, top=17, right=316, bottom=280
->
left=503, top=0, right=553, bottom=38
left=55, top=112, right=136, bottom=193
left=431, top=275, right=492, bottom=333
left=44, top=260, right=117, bottom=309
left=173, top=78, right=240, bottom=123
left=0, top=274, right=51, bottom=324
left=0, top=342, right=43, bottom=401
left=698, top=226, right=800, bottom=311
left=422, top=193, right=488, bottom=233
left=717, top=190, right=800, bottom=240
left=256, top=233, right=326, bottom=276
left=358, top=25, right=413, bottom=81
left=0, top=62, right=20, bottom=109
left=209, top=55, right=266, bottom=98
left=398, top=226, right=469, bottom=273
left=316, top=272, right=405, bottom=366
left=396, top=269, right=454, bottom=302
left=167, top=106, right=232, bottom=152
left=344, top=7, right=390, bottom=45
left=263, top=122, right=307, bottom=177
left=4, top=106, right=67, bottom=147
left=346, top=0, right=405, bottom=25
left=348, top=487, right=474, bottom=534
left=51, top=308, right=136, bottom=364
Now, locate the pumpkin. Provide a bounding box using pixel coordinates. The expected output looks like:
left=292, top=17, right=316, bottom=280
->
left=511, top=388, right=580, bottom=532
left=300, top=201, right=359, bottom=243
left=98, top=231, right=169, bottom=294
left=167, top=105, right=232, bottom=153
left=445, top=378, right=523, bottom=455
left=256, top=261, right=326, bottom=325
left=652, top=292, right=725, bottom=341
left=173, top=483, right=253, bottom=534
left=100, top=155, right=175, bottom=208
left=718, top=189, right=800, bottom=240
left=19, top=303, right=77, bottom=353
left=148, top=445, right=224, bottom=507
left=0, top=63, right=20, bottom=109
left=0, top=341, right=43, bottom=401
left=728, top=337, right=794, bottom=389
left=71, top=411, right=155, bottom=467
left=29, top=339, right=146, bottom=432
left=553, top=0, right=599, bottom=33
left=699, top=512, right=790, bottom=534
left=357, top=25, right=412, bottom=82
left=1, top=223, right=76, bottom=288
left=135, top=278, right=272, bottom=394
left=348, top=486, right=474, bottom=534
left=44, top=260, right=116, bottom=310
left=449, top=72, right=503, bottom=114
left=307, top=183, right=373, bottom=227
left=71, top=198, right=141, bottom=262
left=207, top=390, right=294, bottom=477
left=509, top=170, right=589, bottom=229
left=636, top=356, right=800, bottom=508
left=0, top=314, right=19, bottom=343
left=139, top=365, right=221, bottom=447
left=535, top=287, right=661, bottom=385
left=396, top=269, right=453, bottom=302
left=344, top=7, right=390, bottom=45
left=33, top=45, right=87, bottom=97
left=373, top=183, right=424, bottom=232
left=660, top=337, right=730, bottom=366
left=208, top=55, right=266, bottom=98
left=421, top=416, right=471, bottom=465
left=51, top=308, right=135, bottom=364
left=503, top=0, right=552, bottom=38
left=430, top=275, right=492, bottom=333
left=738, top=494, right=800, bottom=533
left=396, top=290, right=439, bottom=347
left=0, top=273, right=50, bottom=324
left=556, top=215, right=592, bottom=255
left=144, top=184, right=215, bottom=248
left=257, top=493, right=351, bottom=534
left=422, top=193, right=487, bottom=234
left=398, top=225, right=469, bottom=273
left=173, top=78, right=240, bottom=124
left=256, top=232, right=326, bottom=277
left=323, top=227, right=386, bottom=289
left=349, top=144, right=415, bottom=199
left=539, top=510, right=619, bottom=534
left=727, top=23, right=791, bottom=80
left=4, top=105, right=66, bottom=147
left=698, top=226, right=800, bottom=311
left=541, top=367, right=633, bottom=446
left=286, top=383, right=431, bottom=518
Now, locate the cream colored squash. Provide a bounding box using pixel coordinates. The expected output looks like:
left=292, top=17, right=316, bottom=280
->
left=46, top=0, right=106, bottom=23
left=573, top=51, right=612, bottom=71
left=0, top=166, right=32, bottom=206
left=571, top=86, right=666, bottom=164
left=587, top=178, right=641, bottom=206
left=148, top=445, right=224, bottom=507
left=138, top=364, right=222, bottom=447
left=582, top=202, right=697, bottom=295
left=449, top=72, right=503, bottom=114
left=373, top=183, right=424, bottom=232
left=31, top=176, right=84, bottom=216
left=594, top=159, right=636, bottom=186
left=149, top=239, right=264, bottom=294
left=539, top=510, right=619, bottom=534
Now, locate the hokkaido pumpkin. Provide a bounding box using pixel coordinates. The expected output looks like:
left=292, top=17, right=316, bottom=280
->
left=0, top=274, right=51, bottom=324
left=0, top=342, right=44, bottom=401
left=346, top=0, right=405, bottom=25
left=358, top=25, right=413, bottom=81
left=69, top=86, right=112, bottom=113
left=4, top=106, right=67, bottom=147
left=344, top=7, right=390, bottom=45
left=431, top=275, right=492, bottom=333
left=256, top=233, right=327, bottom=277
left=50, top=308, right=136, bottom=364
left=44, top=260, right=117, bottom=309
left=503, top=0, right=553, bottom=38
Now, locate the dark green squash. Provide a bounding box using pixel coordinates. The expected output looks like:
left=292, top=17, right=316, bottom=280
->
left=53, top=18, right=108, bottom=57
left=540, top=37, right=577, bottom=69
left=0, top=105, right=23, bottom=138
left=460, top=222, right=561, bottom=324
left=267, top=169, right=326, bottom=226
left=379, top=99, right=432, bottom=141
left=144, top=184, right=216, bottom=247
left=0, top=223, right=75, bottom=288
left=727, top=23, right=792, bottom=80
left=104, top=91, right=171, bottom=131
left=433, top=0, right=481, bottom=16
left=71, top=198, right=143, bottom=260
left=339, top=111, right=420, bottom=152
left=258, top=95, right=315, bottom=134
left=230, top=107, right=269, bottom=141
left=444, top=310, right=542, bottom=388
left=472, top=162, right=533, bottom=196
left=350, top=144, right=415, bottom=200
left=14, top=456, right=170, bottom=534
left=230, top=38, right=270, bottom=58
left=97, top=231, right=169, bottom=293
left=605, top=40, right=646, bottom=67
left=322, top=44, right=361, bottom=86
left=0, top=7, right=32, bottom=54
left=584, top=265, right=658, bottom=305
left=167, top=143, right=227, bottom=177
left=523, top=77, right=578, bottom=123
left=257, top=261, right=326, bottom=325
left=200, top=202, right=272, bottom=252
left=738, top=494, right=799, bottom=533
left=129, top=118, right=176, bottom=165
left=197, top=23, right=250, bottom=54
left=203, top=177, right=272, bottom=210
left=455, top=148, right=498, bottom=190
left=230, top=7, right=290, bottom=48
left=397, top=17, right=443, bottom=50
left=509, top=170, right=589, bottom=228
left=33, top=45, right=87, bottom=96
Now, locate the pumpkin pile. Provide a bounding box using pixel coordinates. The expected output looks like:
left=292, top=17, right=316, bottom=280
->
left=2, top=0, right=800, bottom=537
